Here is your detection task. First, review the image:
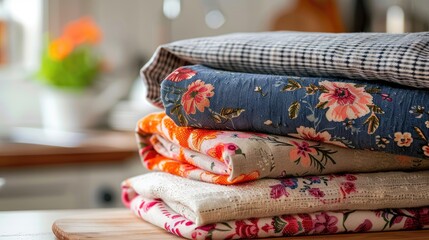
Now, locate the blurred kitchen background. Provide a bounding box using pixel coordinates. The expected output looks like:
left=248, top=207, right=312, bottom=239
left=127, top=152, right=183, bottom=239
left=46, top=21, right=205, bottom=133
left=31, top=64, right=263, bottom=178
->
left=0, top=0, right=428, bottom=211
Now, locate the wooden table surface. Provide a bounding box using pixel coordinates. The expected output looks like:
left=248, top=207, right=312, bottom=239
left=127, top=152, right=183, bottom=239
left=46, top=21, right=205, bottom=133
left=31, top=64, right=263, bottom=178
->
left=1, top=209, right=429, bottom=240
left=0, top=130, right=137, bottom=168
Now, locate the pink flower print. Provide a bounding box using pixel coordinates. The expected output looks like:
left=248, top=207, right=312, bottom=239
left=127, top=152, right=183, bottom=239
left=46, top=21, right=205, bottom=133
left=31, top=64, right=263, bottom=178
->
left=341, top=182, right=356, bottom=194
left=181, top=80, right=214, bottom=114
left=354, top=219, right=372, bottom=232
left=261, top=223, right=273, bottom=233
left=226, top=143, right=238, bottom=151
left=234, top=219, right=259, bottom=238
left=165, top=67, right=196, bottom=82
left=192, top=224, right=216, bottom=239
left=298, top=214, right=314, bottom=233
left=281, top=178, right=298, bottom=189
left=290, top=126, right=346, bottom=147
left=422, top=145, right=429, bottom=157
left=292, top=126, right=331, bottom=142
left=224, top=143, right=243, bottom=156
left=270, top=184, right=289, bottom=199
left=142, top=199, right=161, bottom=213
left=289, top=141, right=317, bottom=167
left=345, top=174, right=357, bottom=181
left=306, top=176, right=321, bottom=183
left=404, top=208, right=429, bottom=230
left=380, top=93, right=392, bottom=102
left=195, top=223, right=216, bottom=232
left=308, top=188, right=325, bottom=198
left=280, top=215, right=300, bottom=236
left=394, top=132, right=413, bottom=147
left=318, top=81, right=373, bottom=122
left=314, top=212, right=339, bottom=234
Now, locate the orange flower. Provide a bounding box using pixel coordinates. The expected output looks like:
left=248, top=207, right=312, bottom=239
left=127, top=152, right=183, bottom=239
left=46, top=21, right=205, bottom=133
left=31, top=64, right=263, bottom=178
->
left=48, top=37, right=74, bottom=60
left=63, top=17, right=101, bottom=45
left=207, top=143, right=225, bottom=162
left=394, top=132, right=413, bottom=147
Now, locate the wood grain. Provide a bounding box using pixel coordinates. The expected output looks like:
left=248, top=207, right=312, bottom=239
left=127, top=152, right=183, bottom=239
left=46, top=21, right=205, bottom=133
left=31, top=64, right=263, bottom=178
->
left=52, top=210, right=429, bottom=239
left=0, top=131, right=137, bottom=168
left=52, top=210, right=181, bottom=240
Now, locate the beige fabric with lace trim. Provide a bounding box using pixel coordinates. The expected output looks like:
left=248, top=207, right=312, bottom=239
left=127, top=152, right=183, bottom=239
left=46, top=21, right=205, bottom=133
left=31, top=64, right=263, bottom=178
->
left=123, top=171, right=429, bottom=226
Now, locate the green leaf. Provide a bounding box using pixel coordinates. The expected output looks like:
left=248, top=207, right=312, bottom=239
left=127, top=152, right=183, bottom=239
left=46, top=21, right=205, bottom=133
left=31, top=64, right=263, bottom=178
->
left=305, top=84, right=318, bottom=95
left=368, top=104, right=385, bottom=114
left=210, top=162, right=215, bottom=170
left=288, top=101, right=300, bottom=119
left=220, top=108, right=245, bottom=119
left=297, top=222, right=303, bottom=231
left=414, top=126, right=428, bottom=142
left=219, top=222, right=232, bottom=229
left=281, top=79, right=302, bottom=91
left=318, top=85, right=329, bottom=93
left=272, top=216, right=286, bottom=233
left=211, top=113, right=224, bottom=124
left=363, top=113, right=380, bottom=134
left=170, top=105, right=181, bottom=115
left=365, top=87, right=381, bottom=94
left=177, top=113, right=188, bottom=126
left=389, top=216, right=397, bottom=228
left=138, top=142, right=147, bottom=149
left=316, top=101, right=328, bottom=109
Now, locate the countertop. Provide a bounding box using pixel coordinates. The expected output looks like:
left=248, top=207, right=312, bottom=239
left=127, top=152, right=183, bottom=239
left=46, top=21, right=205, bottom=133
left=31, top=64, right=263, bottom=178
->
left=0, top=130, right=137, bottom=168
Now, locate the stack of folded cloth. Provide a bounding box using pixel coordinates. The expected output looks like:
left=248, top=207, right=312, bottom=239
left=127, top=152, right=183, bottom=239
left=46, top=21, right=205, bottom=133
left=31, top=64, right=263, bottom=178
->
left=122, top=32, right=429, bottom=239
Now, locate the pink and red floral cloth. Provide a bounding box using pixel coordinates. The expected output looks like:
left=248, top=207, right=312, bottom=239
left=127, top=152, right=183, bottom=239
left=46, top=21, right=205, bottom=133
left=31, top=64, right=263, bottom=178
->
left=122, top=173, right=429, bottom=240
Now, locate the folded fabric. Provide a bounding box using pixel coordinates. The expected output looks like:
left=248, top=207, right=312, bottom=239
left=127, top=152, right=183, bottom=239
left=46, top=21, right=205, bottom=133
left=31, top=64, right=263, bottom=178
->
left=124, top=195, right=429, bottom=240
left=142, top=32, right=429, bottom=106
left=137, top=112, right=428, bottom=184
left=121, top=171, right=429, bottom=226
left=161, top=65, right=429, bottom=159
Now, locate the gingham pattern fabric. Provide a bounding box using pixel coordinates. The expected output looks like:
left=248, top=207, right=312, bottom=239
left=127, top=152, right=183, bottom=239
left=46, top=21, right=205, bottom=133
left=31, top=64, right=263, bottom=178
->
left=141, top=31, right=429, bottom=107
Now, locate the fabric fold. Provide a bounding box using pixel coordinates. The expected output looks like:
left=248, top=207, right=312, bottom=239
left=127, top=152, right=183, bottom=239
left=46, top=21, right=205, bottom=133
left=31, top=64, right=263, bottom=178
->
left=136, top=112, right=428, bottom=185
left=142, top=32, right=429, bottom=106
left=125, top=194, right=429, bottom=240
left=161, top=65, right=429, bottom=159
left=121, top=171, right=429, bottom=226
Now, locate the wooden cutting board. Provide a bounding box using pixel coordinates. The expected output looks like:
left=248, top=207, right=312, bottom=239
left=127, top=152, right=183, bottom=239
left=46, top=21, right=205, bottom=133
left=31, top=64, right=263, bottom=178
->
left=52, top=210, right=429, bottom=239
left=52, top=210, right=181, bottom=240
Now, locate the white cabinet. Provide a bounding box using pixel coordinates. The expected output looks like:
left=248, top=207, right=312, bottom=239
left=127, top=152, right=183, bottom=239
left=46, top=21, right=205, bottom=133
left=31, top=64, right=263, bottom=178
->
left=0, top=158, right=146, bottom=210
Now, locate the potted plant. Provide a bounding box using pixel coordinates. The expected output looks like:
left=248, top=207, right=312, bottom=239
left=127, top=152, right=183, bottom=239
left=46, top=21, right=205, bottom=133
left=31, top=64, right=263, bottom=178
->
left=36, top=17, right=120, bottom=131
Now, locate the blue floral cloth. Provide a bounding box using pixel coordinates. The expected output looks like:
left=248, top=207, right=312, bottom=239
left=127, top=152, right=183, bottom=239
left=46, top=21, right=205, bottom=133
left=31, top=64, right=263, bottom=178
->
left=161, top=65, right=429, bottom=159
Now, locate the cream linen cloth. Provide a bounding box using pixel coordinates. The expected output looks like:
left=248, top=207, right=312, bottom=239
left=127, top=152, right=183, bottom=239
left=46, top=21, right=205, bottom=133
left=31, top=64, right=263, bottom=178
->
left=122, top=171, right=429, bottom=226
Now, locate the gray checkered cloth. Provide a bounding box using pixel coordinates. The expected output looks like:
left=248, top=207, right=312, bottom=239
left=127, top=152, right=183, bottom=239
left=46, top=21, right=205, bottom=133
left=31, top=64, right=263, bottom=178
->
left=141, top=31, right=429, bottom=107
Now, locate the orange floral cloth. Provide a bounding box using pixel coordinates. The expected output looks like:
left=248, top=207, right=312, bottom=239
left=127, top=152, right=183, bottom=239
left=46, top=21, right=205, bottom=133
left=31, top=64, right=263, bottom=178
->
left=136, top=112, right=429, bottom=185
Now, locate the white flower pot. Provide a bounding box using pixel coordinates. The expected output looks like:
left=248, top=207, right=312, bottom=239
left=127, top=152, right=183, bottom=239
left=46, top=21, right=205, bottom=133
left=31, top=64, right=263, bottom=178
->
left=40, top=88, right=101, bottom=131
